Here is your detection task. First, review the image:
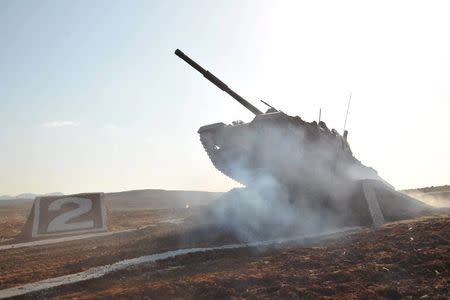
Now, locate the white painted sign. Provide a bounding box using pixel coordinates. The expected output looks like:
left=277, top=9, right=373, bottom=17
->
left=31, top=193, right=107, bottom=238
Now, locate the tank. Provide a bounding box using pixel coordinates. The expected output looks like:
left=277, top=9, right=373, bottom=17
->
left=176, top=49, right=385, bottom=198
left=175, top=49, right=436, bottom=230
left=175, top=49, right=385, bottom=202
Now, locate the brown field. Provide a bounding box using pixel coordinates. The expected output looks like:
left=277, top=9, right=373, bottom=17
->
left=0, top=188, right=448, bottom=299
left=68, top=217, right=450, bottom=299
left=0, top=189, right=221, bottom=243
left=0, top=202, right=30, bottom=242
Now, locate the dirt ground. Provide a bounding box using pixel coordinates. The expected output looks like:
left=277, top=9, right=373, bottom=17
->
left=0, top=189, right=449, bottom=299
left=0, top=189, right=221, bottom=242
left=0, top=207, right=219, bottom=290
left=41, top=216, right=450, bottom=299
left=0, top=214, right=447, bottom=299
left=0, top=204, right=194, bottom=243
left=0, top=202, right=30, bottom=242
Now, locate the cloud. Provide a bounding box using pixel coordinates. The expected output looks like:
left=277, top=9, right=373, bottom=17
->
left=43, top=120, right=80, bottom=128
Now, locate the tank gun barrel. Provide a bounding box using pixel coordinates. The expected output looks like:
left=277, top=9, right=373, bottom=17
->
left=175, top=49, right=263, bottom=115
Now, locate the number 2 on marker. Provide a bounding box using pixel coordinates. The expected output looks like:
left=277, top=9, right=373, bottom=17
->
left=47, top=197, right=94, bottom=232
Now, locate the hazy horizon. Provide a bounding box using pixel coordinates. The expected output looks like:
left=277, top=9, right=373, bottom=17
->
left=1, top=0, right=449, bottom=195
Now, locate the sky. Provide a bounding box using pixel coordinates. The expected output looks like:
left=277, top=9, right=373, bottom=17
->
left=1, top=0, right=449, bottom=195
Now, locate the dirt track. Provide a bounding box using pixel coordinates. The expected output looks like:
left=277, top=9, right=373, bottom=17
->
left=5, top=215, right=449, bottom=299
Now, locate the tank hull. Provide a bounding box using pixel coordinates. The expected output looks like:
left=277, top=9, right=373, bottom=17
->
left=199, top=112, right=383, bottom=202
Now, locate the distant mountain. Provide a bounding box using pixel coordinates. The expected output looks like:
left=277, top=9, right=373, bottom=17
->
left=15, top=193, right=38, bottom=200
left=106, top=189, right=223, bottom=210
left=403, top=185, right=450, bottom=193
left=0, top=192, right=64, bottom=201
left=43, top=192, right=65, bottom=197
left=0, top=189, right=221, bottom=211
left=402, top=185, right=449, bottom=207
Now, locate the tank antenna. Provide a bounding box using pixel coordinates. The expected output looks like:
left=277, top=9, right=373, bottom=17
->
left=260, top=99, right=278, bottom=112
left=343, top=92, right=352, bottom=133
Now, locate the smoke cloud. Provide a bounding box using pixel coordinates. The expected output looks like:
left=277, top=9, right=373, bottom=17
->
left=203, top=118, right=379, bottom=241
